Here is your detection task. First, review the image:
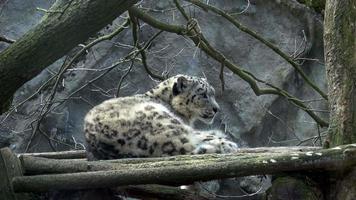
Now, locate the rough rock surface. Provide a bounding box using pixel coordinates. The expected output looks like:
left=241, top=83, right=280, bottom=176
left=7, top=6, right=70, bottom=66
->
left=0, top=0, right=328, bottom=199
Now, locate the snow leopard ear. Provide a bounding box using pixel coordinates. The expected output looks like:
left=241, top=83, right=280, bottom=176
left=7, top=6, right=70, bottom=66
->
left=173, top=76, right=188, bottom=96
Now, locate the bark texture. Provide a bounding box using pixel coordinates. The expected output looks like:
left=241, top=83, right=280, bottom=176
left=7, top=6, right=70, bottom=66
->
left=0, top=0, right=138, bottom=112
left=324, top=1, right=356, bottom=199
left=334, top=169, right=356, bottom=200
left=11, top=144, right=356, bottom=192
left=324, top=0, right=356, bottom=147
left=0, top=148, right=29, bottom=200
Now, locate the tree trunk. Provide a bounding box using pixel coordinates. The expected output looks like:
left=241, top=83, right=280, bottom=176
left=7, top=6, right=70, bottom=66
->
left=0, top=0, right=138, bottom=113
left=324, top=0, right=356, bottom=147
left=324, top=0, right=356, bottom=199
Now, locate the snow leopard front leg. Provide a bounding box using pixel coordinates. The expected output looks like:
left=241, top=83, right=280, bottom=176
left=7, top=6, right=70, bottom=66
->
left=192, top=130, right=238, bottom=154
left=186, top=130, right=238, bottom=195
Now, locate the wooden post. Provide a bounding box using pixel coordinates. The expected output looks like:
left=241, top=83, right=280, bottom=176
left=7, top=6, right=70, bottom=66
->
left=0, top=148, right=28, bottom=200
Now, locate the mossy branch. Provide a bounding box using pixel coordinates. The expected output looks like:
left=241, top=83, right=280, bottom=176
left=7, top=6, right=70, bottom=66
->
left=11, top=144, right=356, bottom=192
left=0, top=0, right=138, bottom=113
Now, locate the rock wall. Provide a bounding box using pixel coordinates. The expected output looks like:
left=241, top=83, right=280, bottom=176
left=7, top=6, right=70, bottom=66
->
left=0, top=0, right=328, bottom=152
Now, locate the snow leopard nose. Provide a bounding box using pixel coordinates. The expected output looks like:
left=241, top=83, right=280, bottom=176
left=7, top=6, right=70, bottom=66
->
left=213, top=106, right=219, bottom=113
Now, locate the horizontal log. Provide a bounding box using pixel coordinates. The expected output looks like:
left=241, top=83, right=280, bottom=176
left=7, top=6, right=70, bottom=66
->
left=20, top=146, right=321, bottom=174
left=0, top=148, right=29, bottom=200
left=18, top=146, right=320, bottom=159
left=13, top=144, right=356, bottom=192
left=19, top=150, right=87, bottom=159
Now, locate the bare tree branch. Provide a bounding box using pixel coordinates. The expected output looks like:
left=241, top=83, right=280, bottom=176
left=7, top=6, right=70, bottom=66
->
left=0, top=0, right=138, bottom=112
left=184, top=0, right=327, bottom=100
left=24, top=19, right=132, bottom=152
left=128, top=11, right=166, bottom=81
left=0, top=35, right=15, bottom=44
left=128, top=7, right=329, bottom=127
left=116, top=60, right=135, bottom=97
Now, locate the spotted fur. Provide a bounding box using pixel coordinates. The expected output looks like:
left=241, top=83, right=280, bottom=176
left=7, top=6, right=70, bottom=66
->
left=84, top=75, right=237, bottom=160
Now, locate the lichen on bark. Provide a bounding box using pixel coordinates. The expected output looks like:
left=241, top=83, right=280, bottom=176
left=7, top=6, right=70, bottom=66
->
left=324, top=0, right=356, bottom=147
left=324, top=0, right=356, bottom=199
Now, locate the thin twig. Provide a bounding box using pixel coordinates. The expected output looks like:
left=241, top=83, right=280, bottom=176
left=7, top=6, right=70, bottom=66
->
left=262, top=105, right=301, bottom=141
left=220, top=62, right=225, bottom=91
left=0, top=74, right=56, bottom=124
left=36, top=7, right=63, bottom=14
left=116, top=61, right=135, bottom=97
left=0, top=35, right=15, bottom=44
left=317, top=124, right=322, bottom=146
left=230, top=0, right=250, bottom=15
left=184, top=0, right=327, bottom=100
left=129, top=7, right=329, bottom=127
left=242, top=70, right=328, bottom=127
left=138, top=3, right=192, bottom=13
left=24, top=19, right=130, bottom=152
left=43, top=30, right=165, bottom=121
left=129, top=11, right=166, bottom=80
left=169, top=3, right=328, bottom=127
left=296, top=131, right=327, bottom=146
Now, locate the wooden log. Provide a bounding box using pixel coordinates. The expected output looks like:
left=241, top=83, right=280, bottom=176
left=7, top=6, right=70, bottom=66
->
left=20, top=147, right=321, bottom=174
left=20, top=150, right=86, bottom=159
left=0, top=148, right=29, bottom=200
left=12, top=144, right=356, bottom=193
left=18, top=146, right=320, bottom=159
